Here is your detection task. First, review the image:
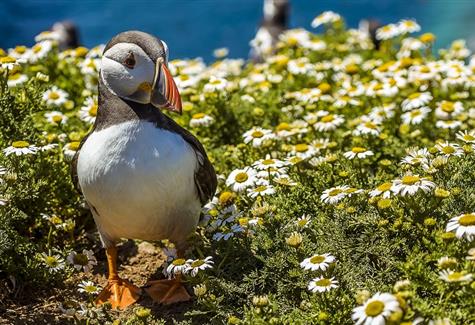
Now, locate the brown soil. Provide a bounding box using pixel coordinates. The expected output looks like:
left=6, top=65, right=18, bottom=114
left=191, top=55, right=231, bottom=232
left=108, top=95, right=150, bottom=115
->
left=0, top=241, right=194, bottom=325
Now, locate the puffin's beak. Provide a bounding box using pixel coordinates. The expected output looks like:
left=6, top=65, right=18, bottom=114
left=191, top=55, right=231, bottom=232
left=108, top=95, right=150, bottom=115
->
left=151, top=58, right=182, bottom=114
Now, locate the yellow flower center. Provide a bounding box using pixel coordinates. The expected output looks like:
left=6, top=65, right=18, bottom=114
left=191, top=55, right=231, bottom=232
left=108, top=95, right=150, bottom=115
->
left=75, top=47, right=89, bottom=57
left=73, top=254, right=89, bottom=266
left=52, top=115, right=63, bottom=123
left=179, top=74, right=190, bottom=81
left=32, top=44, right=42, bottom=54
left=48, top=92, right=60, bottom=100
left=318, top=83, right=331, bottom=93
left=210, top=79, right=222, bottom=85
left=235, top=172, right=249, bottom=183
left=459, top=214, right=475, bottom=226
left=410, top=110, right=421, bottom=117
left=254, top=185, right=267, bottom=192
left=447, top=272, right=465, bottom=281
left=191, top=260, right=205, bottom=268
left=295, top=144, right=309, bottom=152
left=12, top=140, right=29, bottom=148
left=89, top=104, right=98, bottom=116
left=276, top=122, right=290, bottom=131
left=351, top=147, right=366, bottom=153
left=251, top=130, right=264, bottom=138
left=408, top=92, right=421, bottom=99
left=463, top=134, right=475, bottom=141
left=310, top=255, right=325, bottom=264
left=0, top=56, right=16, bottom=64
left=402, top=175, right=420, bottom=185
left=364, top=122, right=377, bottom=129
left=441, top=146, right=455, bottom=154
left=68, top=141, right=80, bottom=151
left=15, top=46, right=27, bottom=54
left=320, top=115, right=334, bottom=123
left=328, top=189, right=342, bottom=197
left=315, top=278, right=332, bottom=287
left=45, top=256, right=60, bottom=267
left=365, top=300, right=385, bottom=317
left=262, top=159, right=275, bottom=165
left=8, top=73, right=22, bottom=80
left=420, top=66, right=430, bottom=73
left=440, top=101, right=454, bottom=113
left=192, top=113, right=206, bottom=119
left=377, top=183, right=392, bottom=192
left=172, top=258, right=186, bottom=266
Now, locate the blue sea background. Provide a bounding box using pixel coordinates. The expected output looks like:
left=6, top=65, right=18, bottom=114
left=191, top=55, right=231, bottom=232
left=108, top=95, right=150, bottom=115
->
left=2, top=0, right=475, bottom=62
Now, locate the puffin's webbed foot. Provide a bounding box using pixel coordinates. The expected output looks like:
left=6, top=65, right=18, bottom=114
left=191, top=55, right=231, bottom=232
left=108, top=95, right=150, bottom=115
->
left=96, top=278, right=142, bottom=310
left=144, top=277, right=191, bottom=305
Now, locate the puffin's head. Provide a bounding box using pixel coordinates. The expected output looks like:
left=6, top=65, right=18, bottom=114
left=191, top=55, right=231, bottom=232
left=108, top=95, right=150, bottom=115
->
left=100, top=31, right=182, bottom=114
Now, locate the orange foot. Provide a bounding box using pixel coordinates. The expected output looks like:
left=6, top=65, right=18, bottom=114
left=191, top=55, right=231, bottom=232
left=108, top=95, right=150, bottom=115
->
left=144, top=278, right=191, bottom=305
left=95, top=279, right=142, bottom=310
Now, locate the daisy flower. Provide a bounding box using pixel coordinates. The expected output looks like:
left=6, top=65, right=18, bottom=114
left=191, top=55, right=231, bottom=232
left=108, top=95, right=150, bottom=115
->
left=213, top=47, right=229, bottom=58
left=40, top=253, right=65, bottom=273
left=321, top=185, right=349, bottom=204
left=27, top=40, right=53, bottom=63
left=39, top=143, right=59, bottom=152
left=67, top=249, right=97, bottom=273
left=369, top=182, right=393, bottom=199
left=400, top=148, right=430, bottom=166
left=314, top=114, right=345, bottom=132
left=439, top=270, right=473, bottom=283
left=456, top=130, right=475, bottom=143
left=203, top=76, right=228, bottom=92
left=343, top=147, right=374, bottom=160
left=247, top=184, right=276, bottom=198
left=290, top=143, right=318, bottom=159
left=401, top=92, right=432, bottom=111
left=300, top=253, right=336, bottom=271
left=435, top=141, right=464, bottom=158
left=436, top=120, right=462, bottom=130
left=446, top=213, right=475, bottom=241
left=311, top=11, right=341, bottom=28
left=212, top=224, right=244, bottom=241
left=7, top=73, right=28, bottom=88
left=253, top=155, right=288, bottom=171
left=185, top=256, right=214, bottom=276
left=63, top=141, right=80, bottom=159
left=226, top=168, right=257, bottom=192
left=401, top=106, right=431, bottom=125
left=435, top=101, right=464, bottom=119
left=242, top=127, right=275, bottom=147
left=78, top=280, right=101, bottom=295
left=353, top=119, right=381, bottom=136
left=296, top=214, right=312, bottom=228
left=392, top=175, right=435, bottom=196
left=398, top=19, right=421, bottom=34
left=42, top=86, right=69, bottom=106
left=79, top=97, right=98, bottom=124
left=166, top=258, right=190, bottom=276
left=466, top=248, right=475, bottom=260
left=352, top=292, right=401, bottom=325
left=3, top=141, right=38, bottom=156
left=308, top=276, right=338, bottom=293
left=376, top=24, right=402, bottom=41
left=45, top=111, right=68, bottom=125
left=189, top=113, right=214, bottom=128
left=0, top=55, right=23, bottom=70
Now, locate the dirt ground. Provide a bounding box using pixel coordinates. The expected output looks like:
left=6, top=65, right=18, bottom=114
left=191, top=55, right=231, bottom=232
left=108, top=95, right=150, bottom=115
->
left=0, top=241, right=194, bottom=324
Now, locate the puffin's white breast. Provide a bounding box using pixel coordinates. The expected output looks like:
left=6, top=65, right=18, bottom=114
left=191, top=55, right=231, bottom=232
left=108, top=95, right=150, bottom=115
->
left=77, top=120, right=201, bottom=244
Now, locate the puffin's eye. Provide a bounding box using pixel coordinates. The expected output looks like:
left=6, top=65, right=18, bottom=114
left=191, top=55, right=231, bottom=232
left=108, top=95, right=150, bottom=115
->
left=124, top=53, right=136, bottom=69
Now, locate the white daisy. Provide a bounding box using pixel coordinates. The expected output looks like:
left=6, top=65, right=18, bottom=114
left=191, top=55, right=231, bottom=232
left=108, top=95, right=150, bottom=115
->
left=226, top=168, right=257, bottom=192
left=7, top=73, right=28, bottom=88
left=253, top=155, right=288, bottom=171
left=213, top=47, right=229, bottom=58
left=311, top=11, right=341, bottom=28
left=446, top=213, right=475, bottom=241
left=435, top=142, right=464, bottom=158
left=77, top=280, right=101, bottom=295
left=401, top=106, right=431, bottom=125
left=247, top=184, right=276, bottom=198
left=398, top=19, right=421, bottom=34
left=435, top=101, right=464, bottom=119
left=67, top=249, right=97, bottom=273
left=439, top=270, right=473, bottom=283
left=3, top=141, right=38, bottom=156
left=290, top=143, right=318, bottom=160
left=369, top=182, right=394, bottom=199
left=242, top=127, right=275, bottom=147
left=308, top=276, right=339, bottom=293
left=436, top=120, right=462, bottom=130
left=203, top=76, right=228, bottom=92
left=343, top=147, right=374, bottom=160
left=45, top=111, right=68, bottom=125
left=456, top=130, right=475, bottom=143
left=190, top=113, right=214, bottom=128
left=166, top=258, right=190, bottom=277
left=63, top=142, right=80, bottom=159
left=79, top=97, right=98, bottom=124
left=296, top=214, right=312, bottom=228
left=185, top=256, right=214, bottom=276
left=42, top=86, right=69, bottom=106
left=392, top=175, right=435, bottom=196
left=314, top=114, right=345, bottom=132
left=401, top=92, right=433, bottom=111
left=321, top=185, right=349, bottom=204
left=300, top=253, right=336, bottom=271
left=376, top=24, right=402, bottom=40
left=40, top=253, right=65, bottom=273
left=352, top=292, right=401, bottom=325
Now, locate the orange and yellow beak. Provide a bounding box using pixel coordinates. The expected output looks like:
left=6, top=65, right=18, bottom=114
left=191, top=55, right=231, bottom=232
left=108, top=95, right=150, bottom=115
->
left=151, top=58, right=182, bottom=114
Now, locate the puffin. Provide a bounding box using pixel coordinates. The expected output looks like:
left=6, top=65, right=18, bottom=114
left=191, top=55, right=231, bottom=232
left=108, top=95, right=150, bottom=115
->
left=249, top=0, right=289, bottom=62
left=71, top=31, right=217, bottom=309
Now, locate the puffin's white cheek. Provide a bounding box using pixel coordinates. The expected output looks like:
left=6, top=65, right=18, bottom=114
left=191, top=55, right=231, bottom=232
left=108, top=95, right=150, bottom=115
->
left=101, top=57, right=154, bottom=98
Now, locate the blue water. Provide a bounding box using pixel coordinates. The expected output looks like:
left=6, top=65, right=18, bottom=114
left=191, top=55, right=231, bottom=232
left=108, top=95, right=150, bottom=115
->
left=1, top=0, right=475, bottom=61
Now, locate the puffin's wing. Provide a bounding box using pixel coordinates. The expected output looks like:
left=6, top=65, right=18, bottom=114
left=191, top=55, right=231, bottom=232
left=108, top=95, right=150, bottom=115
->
left=181, top=130, right=218, bottom=205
